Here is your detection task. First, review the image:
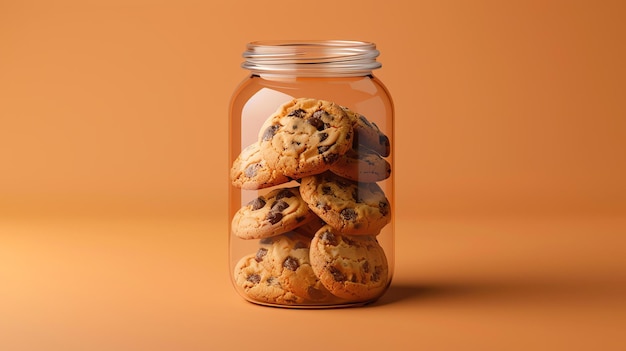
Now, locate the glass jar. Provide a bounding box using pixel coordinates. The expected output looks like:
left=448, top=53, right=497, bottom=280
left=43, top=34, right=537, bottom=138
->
left=228, top=40, right=394, bottom=308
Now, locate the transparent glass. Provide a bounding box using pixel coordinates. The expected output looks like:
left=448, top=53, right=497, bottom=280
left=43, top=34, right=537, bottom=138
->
left=228, top=41, right=394, bottom=308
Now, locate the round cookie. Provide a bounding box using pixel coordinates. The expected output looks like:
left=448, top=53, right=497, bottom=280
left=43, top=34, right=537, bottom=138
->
left=234, top=253, right=304, bottom=305
left=329, top=146, right=391, bottom=182
left=309, top=225, right=389, bottom=301
left=299, top=172, right=391, bottom=235
left=256, top=232, right=331, bottom=302
left=258, top=98, right=353, bottom=179
left=232, top=187, right=315, bottom=240
left=341, top=106, right=390, bottom=157
left=230, top=142, right=290, bottom=189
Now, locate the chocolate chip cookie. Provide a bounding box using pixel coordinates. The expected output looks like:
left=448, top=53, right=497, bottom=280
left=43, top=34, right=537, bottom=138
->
left=299, top=172, right=391, bottom=235
left=230, top=142, right=290, bottom=189
left=329, top=146, right=391, bottom=183
left=234, top=253, right=305, bottom=305
left=258, top=98, right=353, bottom=179
left=255, top=232, right=331, bottom=302
left=231, top=187, right=315, bottom=240
left=309, top=225, right=389, bottom=301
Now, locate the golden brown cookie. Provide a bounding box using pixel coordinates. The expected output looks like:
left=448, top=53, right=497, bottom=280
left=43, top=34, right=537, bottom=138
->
left=258, top=98, right=353, bottom=179
left=234, top=253, right=305, bottom=305
left=299, top=172, right=391, bottom=235
left=309, top=225, right=389, bottom=301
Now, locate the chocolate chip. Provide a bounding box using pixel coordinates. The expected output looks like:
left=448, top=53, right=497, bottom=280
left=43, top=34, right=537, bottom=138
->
left=323, top=153, right=339, bottom=164
left=262, top=125, right=279, bottom=141
left=288, top=109, right=306, bottom=118
left=340, top=208, right=357, bottom=221
left=255, top=248, right=268, bottom=262
left=329, top=266, right=346, bottom=282
left=283, top=256, right=299, bottom=271
left=351, top=189, right=359, bottom=202
left=316, top=202, right=331, bottom=211
left=320, top=230, right=338, bottom=246
left=248, top=197, right=266, bottom=210
left=306, top=116, right=325, bottom=131
left=275, top=189, right=295, bottom=200
left=371, top=266, right=383, bottom=282
left=247, top=274, right=261, bottom=284
left=317, top=145, right=330, bottom=154
left=271, top=200, right=289, bottom=212
left=359, top=115, right=373, bottom=127
left=266, top=211, right=283, bottom=224
left=342, top=236, right=357, bottom=246
left=312, top=110, right=325, bottom=119
left=362, top=260, right=370, bottom=273
left=318, top=132, right=328, bottom=142
left=244, top=163, right=260, bottom=178
left=380, top=134, right=390, bottom=148
left=322, top=186, right=332, bottom=195
left=379, top=201, right=389, bottom=216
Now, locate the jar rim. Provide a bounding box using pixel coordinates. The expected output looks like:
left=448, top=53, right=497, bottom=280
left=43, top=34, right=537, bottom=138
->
left=241, top=40, right=382, bottom=77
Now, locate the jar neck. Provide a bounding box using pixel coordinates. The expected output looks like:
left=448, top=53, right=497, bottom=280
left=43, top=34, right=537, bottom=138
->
left=241, top=40, right=382, bottom=78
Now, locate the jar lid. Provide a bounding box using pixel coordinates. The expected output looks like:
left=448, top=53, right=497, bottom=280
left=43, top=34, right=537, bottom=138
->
left=242, top=40, right=382, bottom=77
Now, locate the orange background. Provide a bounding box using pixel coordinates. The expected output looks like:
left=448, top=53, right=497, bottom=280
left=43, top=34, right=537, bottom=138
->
left=1, top=1, right=625, bottom=350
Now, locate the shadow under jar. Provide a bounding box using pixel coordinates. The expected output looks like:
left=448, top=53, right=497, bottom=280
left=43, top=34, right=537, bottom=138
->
left=228, top=40, right=394, bottom=308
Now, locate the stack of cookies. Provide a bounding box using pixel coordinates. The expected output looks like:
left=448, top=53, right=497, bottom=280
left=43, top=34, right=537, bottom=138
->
left=230, top=97, right=392, bottom=305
